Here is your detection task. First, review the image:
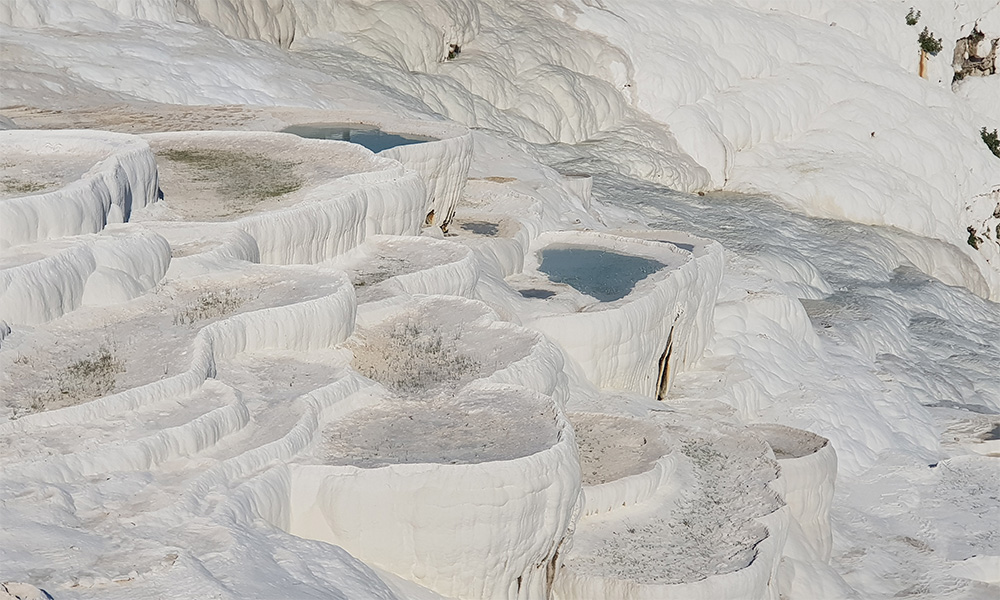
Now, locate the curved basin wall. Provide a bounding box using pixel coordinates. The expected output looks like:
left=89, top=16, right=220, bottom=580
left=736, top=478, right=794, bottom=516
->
left=554, top=505, right=789, bottom=600
left=775, top=441, right=837, bottom=563
left=528, top=232, right=723, bottom=398
left=0, top=229, right=171, bottom=325
left=0, top=274, right=357, bottom=434
left=239, top=165, right=424, bottom=265
left=380, top=131, right=473, bottom=231
left=0, top=130, right=159, bottom=248
left=289, top=415, right=581, bottom=600
left=581, top=453, right=676, bottom=517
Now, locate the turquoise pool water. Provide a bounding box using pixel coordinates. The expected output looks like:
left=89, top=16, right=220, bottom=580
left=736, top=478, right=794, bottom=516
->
left=281, top=124, right=435, bottom=153
left=538, top=245, right=665, bottom=302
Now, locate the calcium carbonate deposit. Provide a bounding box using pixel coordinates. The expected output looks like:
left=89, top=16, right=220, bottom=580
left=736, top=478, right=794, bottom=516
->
left=1, top=1, right=999, bottom=599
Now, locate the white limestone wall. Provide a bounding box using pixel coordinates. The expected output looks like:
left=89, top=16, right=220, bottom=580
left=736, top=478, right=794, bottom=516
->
left=288, top=0, right=480, bottom=69
left=289, top=410, right=580, bottom=600
left=238, top=166, right=424, bottom=265
left=353, top=293, right=571, bottom=404
left=775, top=443, right=837, bottom=562
left=380, top=131, right=473, bottom=231
left=581, top=453, right=677, bottom=517
left=485, top=324, right=570, bottom=406
left=527, top=231, right=724, bottom=398
left=774, top=440, right=849, bottom=600
left=188, top=373, right=377, bottom=528
left=164, top=227, right=261, bottom=278
left=0, top=229, right=170, bottom=325
left=381, top=241, right=480, bottom=299
left=4, top=380, right=250, bottom=482
left=0, top=273, right=357, bottom=435
left=747, top=424, right=850, bottom=599
left=269, top=112, right=472, bottom=233
left=471, top=227, right=531, bottom=280
left=560, top=174, right=592, bottom=211
left=554, top=504, right=790, bottom=600
left=178, top=0, right=297, bottom=48
left=0, top=130, right=159, bottom=249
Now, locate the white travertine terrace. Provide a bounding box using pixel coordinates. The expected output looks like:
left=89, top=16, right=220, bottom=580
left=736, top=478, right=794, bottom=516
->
left=2, top=0, right=998, bottom=595
left=554, top=419, right=791, bottom=600
left=750, top=424, right=856, bottom=599
left=328, top=235, right=480, bottom=302
left=0, top=120, right=846, bottom=599
left=0, top=228, right=171, bottom=324
left=750, top=424, right=836, bottom=562
left=524, top=230, right=724, bottom=399
left=571, top=412, right=675, bottom=517
left=277, top=294, right=579, bottom=600
left=0, top=130, right=159, bottom=248
left=268, top=111, right=474, bottom=232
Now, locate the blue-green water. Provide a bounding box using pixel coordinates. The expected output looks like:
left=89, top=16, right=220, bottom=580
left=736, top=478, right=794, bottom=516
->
left=281, top=124, right=435, bottom=153
left=538, top=246, right=665, bottom=302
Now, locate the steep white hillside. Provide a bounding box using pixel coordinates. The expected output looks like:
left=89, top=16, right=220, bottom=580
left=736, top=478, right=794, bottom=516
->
left=2, top=1, right=999, bottom=599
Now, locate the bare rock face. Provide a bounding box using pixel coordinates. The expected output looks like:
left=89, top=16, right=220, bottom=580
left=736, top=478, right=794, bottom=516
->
left=0, top=583, right=53, bottom=600
left=954, top=26, right=999, bottom=82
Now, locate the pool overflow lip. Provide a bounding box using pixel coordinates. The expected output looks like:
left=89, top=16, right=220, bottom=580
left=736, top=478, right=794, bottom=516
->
left=280, top=124, right=437, bottom=153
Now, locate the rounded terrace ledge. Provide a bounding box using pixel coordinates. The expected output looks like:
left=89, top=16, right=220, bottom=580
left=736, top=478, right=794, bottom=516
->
left=571, top=412, right=674, bottom=517
left=750, top=423, right=837, bottom=564
left=142, top=130, right=399, bottom=222
left=520, top=230, right=724, bottom=398
left=266, top=108, right=472, bottom=232
left=280, top=295, right=580, bottom=600
left=325, top=235, right=479, bottom=303
left=554, top=423, right=790, bottom=600
left=0, top=129, right=159, bottom=248
left=287, top=409, right=580, bottom=600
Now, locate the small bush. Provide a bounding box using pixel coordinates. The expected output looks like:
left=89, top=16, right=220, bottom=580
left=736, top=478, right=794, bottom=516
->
left=905, top=8, right=920, bottom=26
left=968, top=227, right=982, bottom=249
left=173, top=289, right=246, bottom=325
left=17, top=345, right=126, bottom=416
left=982, top=127, right=1000, bottom=158
left=919, top=27, right=943, bottom=56
left=1, top=176, right=53, bottom=195
left=61, top=346, right=125, bottom=396
left=350, top=322, right=479, bottom=394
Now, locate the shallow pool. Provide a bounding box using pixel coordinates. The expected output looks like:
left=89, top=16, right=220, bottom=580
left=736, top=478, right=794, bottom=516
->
left=519, top=288, right=556, bottom=299
left=538, top=245, right=665, bottom=302
left=460, top=221, right=499, bottom=236
left=281, top=124, right=435, bottom=153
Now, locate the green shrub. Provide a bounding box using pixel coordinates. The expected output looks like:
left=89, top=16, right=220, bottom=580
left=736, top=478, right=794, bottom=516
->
left=968, top=227, right=982, bottom=249
left=919, top=27, right=943, bottom=56
left=905, top=8, right=920, bottom=26
left=981, top=127, right=1000, bottom=158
